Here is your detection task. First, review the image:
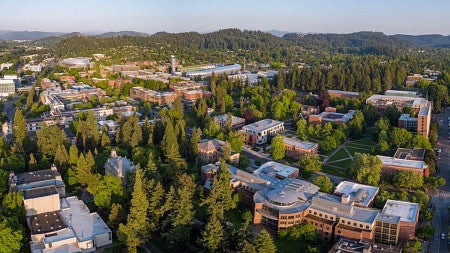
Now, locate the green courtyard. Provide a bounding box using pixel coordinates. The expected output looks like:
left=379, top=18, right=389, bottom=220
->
left=322, top=138, right=377, bottom=177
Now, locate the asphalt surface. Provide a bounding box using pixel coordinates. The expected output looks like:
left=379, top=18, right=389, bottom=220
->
left=430, top=109, right=450, bottom=253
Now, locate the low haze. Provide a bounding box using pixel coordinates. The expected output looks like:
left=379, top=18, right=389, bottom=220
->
left=1, top=0, right=449, bottom=35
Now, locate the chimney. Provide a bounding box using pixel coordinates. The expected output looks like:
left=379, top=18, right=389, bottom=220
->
left=341, top=194, right=351, bottom=204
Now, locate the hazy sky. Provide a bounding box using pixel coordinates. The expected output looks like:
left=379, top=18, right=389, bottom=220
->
left=1, top=0, right=449, bottom=35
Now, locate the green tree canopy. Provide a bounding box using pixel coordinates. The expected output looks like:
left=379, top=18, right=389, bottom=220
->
left=312, top=175, right=333, bottom=193
left=298, top=153, right=322, bottom=178
left=350, top=153, right=382, bottom=186
left=271, top=135, right=285, bottom=160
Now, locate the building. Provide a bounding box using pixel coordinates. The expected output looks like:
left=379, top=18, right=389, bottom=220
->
left=59, top=57, right=91, bottom=68
left=283, top=136, right=318, bottom=160
left=328, top=238, right=402, bottom=253
left=377, top=155, right=429, bottom=177
left=327, top=90, right=360, bottom=99
left=300, top=105, right=320, bottom=119
left=112, top=64, right=140, bottom=72
left=309, top=109, right=356, bottom=125
left=393, top=148, right=425, bottom=161
left=129, top=86, right=177, bottom=106
left=213, top=114, right=246, bottom=131
left=104, top=150, right=136, bottom=178
left=405, top=74, right=423, bottom=86
left=185, top=64, right=241, bottom=78
left=197, top=139, right=240, bottom=164
left=218, top=160, right=418, bottom=244
left=0, top=78, right=16, bottom=97
left=9, top=166, right=112, bottom=252
left=242, top=119, right=284, bottom=145
left=333, top=181, right=379, bottom=208
left=366, top=91, right=432, bottom=138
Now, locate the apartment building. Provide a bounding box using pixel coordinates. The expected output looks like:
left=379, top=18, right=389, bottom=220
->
left=242, top=119, right=284, bottom=145
left=213, top=114, right=246, bottom=131
left=283, top=136, right=319, bottom=159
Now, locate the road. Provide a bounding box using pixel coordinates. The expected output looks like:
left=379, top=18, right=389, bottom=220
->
left=430, top=109, right=450, bottom=253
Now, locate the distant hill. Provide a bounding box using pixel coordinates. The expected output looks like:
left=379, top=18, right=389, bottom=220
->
left=97, top=31, right=149, bottom=37
left=282, top=31, right=412, bottom=55
left=392, top=34, right=450, bottom=48
left=266, top=29, right=293, bottom=37
left=0, top=30, right=64, bottom=40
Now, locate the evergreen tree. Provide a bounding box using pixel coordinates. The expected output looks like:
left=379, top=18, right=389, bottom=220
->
left=161, top=118, right=181, bottom=162
left=147, top=179, right=165, bottom=231
left=118, top=168, right=149, bottom=253
left=54, top=145, right=70, bottom=169
left=254, top=230, right=276, bottom=253
left=13, top=109, right=26, bottom=152
left=199, top=214, right=224, bottom=252
left=36, top=123, right=67, bottom=157
left=107, top=203, right=126, bottom=230
left=189, top=128, right=201, bottom=162
left=203, top=160, right=236, bottom=219
left=100, top=131, right=111, bottom=149
left=69, top=145, right=79, bottom=166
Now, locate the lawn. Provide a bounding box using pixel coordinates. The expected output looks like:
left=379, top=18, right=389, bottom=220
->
left=322, top=164, right=349, bottom=177
left=348, top=138, right=376, bottom=146
left=224, top=208, right=244, bottom=229
left=327, top=159, right=352, bottom=170
left=327, top=148, right=350, bottom=162
left=345, top=146, right=373, bottom=156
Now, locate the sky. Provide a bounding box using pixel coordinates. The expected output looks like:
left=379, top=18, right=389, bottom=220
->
left=1, top=0, right=449, bottom=35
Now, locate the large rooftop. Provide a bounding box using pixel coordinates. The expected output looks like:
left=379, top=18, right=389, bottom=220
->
left=394, top=148, right=425, bottom=161
left=242, top=119, right=284, bottom=133
left=60, top=196, right=111, bottom=243
left=253, top=161, right=298, bottom=182
left=377, top=155, right=428, bottom=169
left=334, top=181, right=379, bottom=207
left=14, top=169, right=58, bottom=185
left=382, top=200, right=419, bottom=223
left=384, top=90, right=419, bottom=97
left=283, top=136, right=318, bottom=150
left=29, top=211, right=67, bottom=235
left=366, top=94, right=427, bottom=108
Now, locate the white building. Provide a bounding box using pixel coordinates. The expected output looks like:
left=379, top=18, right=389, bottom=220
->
left=0, top=78, right=16, bottom=97
left=242, top=119, right=284, bottom=145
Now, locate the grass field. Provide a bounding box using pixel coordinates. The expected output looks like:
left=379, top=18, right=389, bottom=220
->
left=322, top=138, right=378, bottom=177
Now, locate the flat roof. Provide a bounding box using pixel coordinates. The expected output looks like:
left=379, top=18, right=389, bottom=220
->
left=384, top=90, right=419, bottom=97
left=242, top=119, right=283, bottom=133
left=334, top=181, right=379, bottom=207
left=60, top=196, right=111, bottom=242
left=327, top=90, right=360, bottom=96
left=366, top=95, right=427, bottom=108
left=24, top=185, right=58, bottom=199
left=254, top=161, right=298, bottom=181
left=375, top=213, right=400, bottom=224
left=283, top=136, right=318, bottom=150
left=377, top=155, right=427, bottom=169
left=394, top=148, right=425, bottom=160
left=213, top=114, right=245, bottom=124
left=29, top=211, right=67, bottom=234
left=382, top=200, right=419, bottom=223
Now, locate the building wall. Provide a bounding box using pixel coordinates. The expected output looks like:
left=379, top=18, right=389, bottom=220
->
left=417, top=113, right=430, bottom=138
left=334, top=224, right=373, bottom=241
left=398, top=221, right=417, bottom=241
left=94, top=231, right=113, bottom=248
left=24, top=194, right=61, bottom=216
left=284, top=144, right=318, bottom=160
left=381, top=165, right=429, bottom=177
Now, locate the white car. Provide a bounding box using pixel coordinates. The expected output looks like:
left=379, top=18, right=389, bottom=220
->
left=442, top=233, right=446, bottom=240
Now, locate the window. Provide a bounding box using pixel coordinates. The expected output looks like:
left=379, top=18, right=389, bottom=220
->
left=325, top=215, right=328, bottom=219
left=360, top=224, right=363, bottom=228
left=319, top=213, right=322, bottom=217
left=281, top=216, right=287, bottom=220
left=347, top=221, right=351, bottom=225
left=337, top=230, right=341, bottom=234
left=366, top=225, right=369, bottom=229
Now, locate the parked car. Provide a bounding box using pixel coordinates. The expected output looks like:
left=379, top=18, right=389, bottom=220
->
left=442, top=233, right=446, bottom=240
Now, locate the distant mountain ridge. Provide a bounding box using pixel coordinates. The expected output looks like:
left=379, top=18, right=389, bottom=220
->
left=0, top=30, right=64, bottom=40
left=2, top=29, right=450, bottom=49
left=97, top=31, right=149, bottom=37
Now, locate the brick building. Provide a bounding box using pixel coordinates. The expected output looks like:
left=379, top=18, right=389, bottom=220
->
left=214, top=161, right=419, bottom=246
left=309, top=109, right=356, bottom=125
left=129, top=86, right=177, bottom=106
left=197, top=139, right=240, bottom=164
left=283, top=136, right=318, bottom=160
left=213, top=114, right=246, bottom=131
left=377, top=155, right=429, bottom=177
